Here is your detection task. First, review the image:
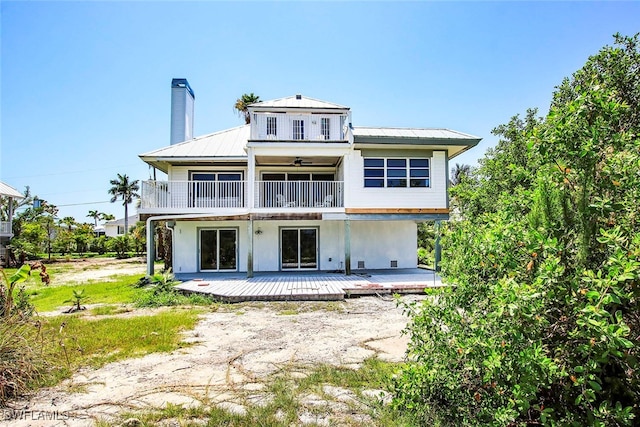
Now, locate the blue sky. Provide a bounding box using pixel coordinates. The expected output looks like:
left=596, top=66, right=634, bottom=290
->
left=2, top=1, right=639, bottom=223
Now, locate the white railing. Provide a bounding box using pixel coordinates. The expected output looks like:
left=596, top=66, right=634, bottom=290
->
left=141, top=180, right=344, bottom=210
left=255, top=181, right=343, bottom=208
left=250, top=113, right=347, bottom=141
left=141, top=181, right=246, bottom=209
left=0, top=221, right=11, bottom=235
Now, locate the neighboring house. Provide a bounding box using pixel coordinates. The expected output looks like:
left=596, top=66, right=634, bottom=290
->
left=139, top=79, right=481, bottom=277
left=104, top=215, right=140, bottom=237
left=0, top=181, right=24, bottom=267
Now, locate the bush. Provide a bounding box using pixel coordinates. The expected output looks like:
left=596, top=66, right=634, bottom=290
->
left=0, top=265, right=43, bottom=405
left=109, top=235, right=131, bottom=259
left=133, top=270, right=213, bottom=307
left=392, top=35, right=640, bottom=426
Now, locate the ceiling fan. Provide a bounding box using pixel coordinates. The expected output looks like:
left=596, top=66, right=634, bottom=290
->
left=291, top=157, right=311, bottom=167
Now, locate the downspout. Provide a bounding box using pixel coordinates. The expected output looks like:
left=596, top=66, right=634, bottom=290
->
left=145, top=211, right=250, bottom=276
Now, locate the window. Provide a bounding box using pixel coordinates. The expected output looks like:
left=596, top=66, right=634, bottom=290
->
left=321, top=117, right=330, bottom=140
left=364, top=158, right=384, bottom=187
left=190, top=172, right=243, bottom=207
left=267, top=116, right=277, bottom=136
left=364, top=158, right=430, bottom=188
left=293, top=119, right=305, bottom=140
left=386, top=159, right=407, bottom=188
left=409, top=159, right=430, bottom=187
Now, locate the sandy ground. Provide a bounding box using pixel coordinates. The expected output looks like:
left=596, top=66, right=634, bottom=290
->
left=46, top=258, right=148, bottom=286
left=3, top=259, right=423, bottom=427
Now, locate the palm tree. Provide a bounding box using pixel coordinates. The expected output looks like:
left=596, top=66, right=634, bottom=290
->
left=87, top=210, right=101, bottom=228
left=108, top=173, right=140, bottom=235
left=234, top=93, right=260, bottom=124
left=450, top=163, right=472, bottom=186
left=60, top=216, right=76, bottom=231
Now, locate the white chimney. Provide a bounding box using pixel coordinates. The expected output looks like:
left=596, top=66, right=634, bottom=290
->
left=170, top=78, right=195, bottom=145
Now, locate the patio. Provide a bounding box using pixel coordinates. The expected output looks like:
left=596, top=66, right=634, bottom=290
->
left=174, top=268, right=443, bottom=302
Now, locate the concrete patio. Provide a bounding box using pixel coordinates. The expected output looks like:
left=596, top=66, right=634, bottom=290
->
left=174, top=268, right=444, bottom=302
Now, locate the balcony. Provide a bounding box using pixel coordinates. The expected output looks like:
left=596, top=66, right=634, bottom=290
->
left=0, top=221, right=12, bottom=237
left=255, top=181, right=343, bottom=208
left=141, top=181, right=247, bottom=210
left=140, top=180, right=344, bottom=211
left=250, top=113, right=348, bottom=141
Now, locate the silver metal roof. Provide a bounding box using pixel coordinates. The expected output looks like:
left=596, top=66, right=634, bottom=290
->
left=249, top=95, right=349, bottom=110
left=353, top=127, right=480, bottom=141
left=0, top=181, right=24, bottom=199
left=140, top=125, right=249, bottom=172
left=352, top=127, right=481, bottom=158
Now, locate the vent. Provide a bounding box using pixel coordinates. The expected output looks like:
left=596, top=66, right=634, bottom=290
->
left=295, top=94, right=302, bottom=100
left=357, top=261, right=365, bottom=269
left=390, top=260, right=398, bottom=268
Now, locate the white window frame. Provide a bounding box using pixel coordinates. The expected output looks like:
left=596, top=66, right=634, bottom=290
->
left=292, top=119, right=305, bottom=140
left=321, top=117, right=330, bottom=140
left=266, top=116, right=277, bottom=137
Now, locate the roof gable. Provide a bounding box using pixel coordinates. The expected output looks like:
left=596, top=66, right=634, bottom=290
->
left=249, top=95, right=349, bottom=111
left=0, top=181, right=24, bottom=199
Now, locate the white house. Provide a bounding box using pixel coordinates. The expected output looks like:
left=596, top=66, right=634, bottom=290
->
left=0, top=181, right=24, bottom=267
left=139, top=79, right=480, bottom=277
left=104, top=215, right=140, bottom=237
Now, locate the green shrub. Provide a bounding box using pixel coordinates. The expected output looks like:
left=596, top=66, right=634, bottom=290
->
left=393, top=35, right=640, bottom=426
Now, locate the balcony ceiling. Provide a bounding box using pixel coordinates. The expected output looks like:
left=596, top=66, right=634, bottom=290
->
left=254, top=155, right=341, bottom=167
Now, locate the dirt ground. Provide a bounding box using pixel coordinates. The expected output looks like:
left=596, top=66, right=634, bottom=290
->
left=4, top=259, right=424, bottom=427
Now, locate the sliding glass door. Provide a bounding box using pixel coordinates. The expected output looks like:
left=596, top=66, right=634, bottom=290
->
left=200, top=229, right=237, bottom=271
left=281, top=228, right=318, bottom=270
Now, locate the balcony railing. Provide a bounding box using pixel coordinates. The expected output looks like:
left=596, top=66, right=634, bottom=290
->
left=141, top=180, right=344, bottom=210
left=141, top=181, right=246, bottom=210
left=250, top=113, right=348, bottom=141
left=0, top=221, right=12, bottom=235
left=255, top=181, right=343, bottom=208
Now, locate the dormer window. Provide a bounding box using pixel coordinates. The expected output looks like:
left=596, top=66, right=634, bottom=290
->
left=267, top=116, right=277, bottom=137
left=293, top=119, right=305, bottom=140
left=321, top=117, right=330, bottom=140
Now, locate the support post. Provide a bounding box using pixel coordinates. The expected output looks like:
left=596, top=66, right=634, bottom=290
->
left=146, top=219, right=156, bottom=276
left=434, top=220, right=442, bottom=272
left=344, top=219, right=351, bottom=275
left=247, top=220, right=254, bottom=278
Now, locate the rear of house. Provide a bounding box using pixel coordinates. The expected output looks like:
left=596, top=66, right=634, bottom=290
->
left=139, top=80, right=480, bottom=277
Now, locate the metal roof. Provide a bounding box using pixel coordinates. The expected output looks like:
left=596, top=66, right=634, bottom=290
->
left=352, top=127, right=482, bottom=159
left=140, top=125, right=249, bottom=172
left=353, top=127, right=480, bottom=141
left=0, top=181, right=24, bottom=199
left=249, top=95, right=349, bottom=110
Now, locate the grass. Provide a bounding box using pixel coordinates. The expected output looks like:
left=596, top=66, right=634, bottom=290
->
left=37, top=307, right=202, bottom=386
left=26, top=274, right=145, bottom=312
left=99, top=358, right=414, bottom=427
left=90, top=305, right=132, bottom=316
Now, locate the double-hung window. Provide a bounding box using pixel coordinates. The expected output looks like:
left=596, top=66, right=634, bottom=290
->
left=320, top=117, right=330, bottom=140
left=364, top=158, right=430, bottom=188
left=266, top=116, right=277, bottom=137
left=293, top=119, right=305, bottom=140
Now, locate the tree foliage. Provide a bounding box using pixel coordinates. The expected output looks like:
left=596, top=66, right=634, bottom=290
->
left=108, top=173, right=139, bottom=235
left=393, top=34, right=640, bottom=426
left=234, top=93, right=260, bottom=124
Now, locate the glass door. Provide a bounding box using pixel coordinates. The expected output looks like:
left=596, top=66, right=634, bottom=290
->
left=200, top=229, right=237, bottom=271
left=281, top=228, right=317, bottom=270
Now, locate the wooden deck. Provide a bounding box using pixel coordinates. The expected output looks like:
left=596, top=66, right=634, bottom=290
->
left=174, top=269, right=443, bottom=302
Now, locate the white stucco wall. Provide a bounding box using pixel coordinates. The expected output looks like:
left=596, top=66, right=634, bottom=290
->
left=171, top=219, right=417, bottom=273
left=350, top=221, right=417, bottom=269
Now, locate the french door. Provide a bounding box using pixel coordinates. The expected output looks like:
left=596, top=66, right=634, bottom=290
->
left=281, top=228, right=318, bottom=270
left=200, top=229, right=237, bottom=271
